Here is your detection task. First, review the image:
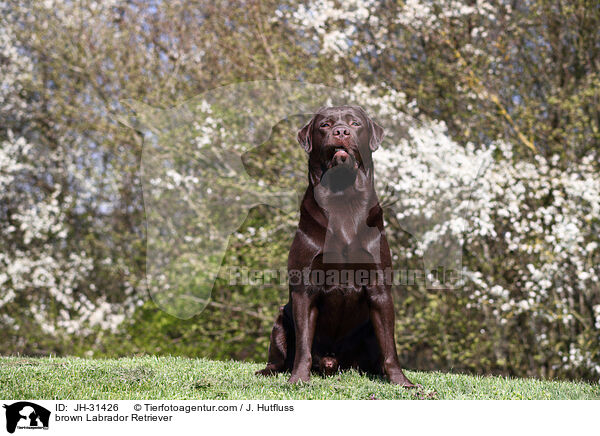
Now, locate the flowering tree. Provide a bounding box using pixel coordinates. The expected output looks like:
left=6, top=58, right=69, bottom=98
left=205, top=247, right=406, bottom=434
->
left=375, top=116, right=600, bottom=378
left=0, top=2, right=133, bottom=352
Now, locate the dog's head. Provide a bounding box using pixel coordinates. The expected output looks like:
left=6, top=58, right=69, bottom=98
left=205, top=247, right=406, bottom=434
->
left=297, top=105, right=384, bottom=192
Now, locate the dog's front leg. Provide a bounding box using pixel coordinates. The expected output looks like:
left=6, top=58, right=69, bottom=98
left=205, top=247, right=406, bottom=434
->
left=367, top=286, right=414, bottom=387
left=288, top=290, right=318, bottom=383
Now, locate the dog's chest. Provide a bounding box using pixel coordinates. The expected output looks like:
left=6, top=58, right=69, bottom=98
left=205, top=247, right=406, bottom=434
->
left=322, top=201, right=381, bottom=264
left=327, top=203, right=367, bottom=236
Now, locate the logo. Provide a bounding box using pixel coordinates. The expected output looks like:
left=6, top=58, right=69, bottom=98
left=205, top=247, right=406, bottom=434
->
left=3, top=402, right=50, bottom=434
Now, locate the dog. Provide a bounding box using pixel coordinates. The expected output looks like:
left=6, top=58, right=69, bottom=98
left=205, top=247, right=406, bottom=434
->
left=256, top=106, right=413, bottom=386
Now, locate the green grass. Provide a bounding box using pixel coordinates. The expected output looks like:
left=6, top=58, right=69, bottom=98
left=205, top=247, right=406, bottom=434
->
left=0, top=356, right=598, bottom=400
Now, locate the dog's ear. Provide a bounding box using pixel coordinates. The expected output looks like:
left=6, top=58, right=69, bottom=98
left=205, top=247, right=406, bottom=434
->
left=368, top=118, right=385, bottom=152
left=352, top=105, right=385, bottom=152
left=297, top=116, right=315, bottom=153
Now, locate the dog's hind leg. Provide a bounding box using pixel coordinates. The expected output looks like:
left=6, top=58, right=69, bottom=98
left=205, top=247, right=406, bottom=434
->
left=256, top=304, right=294, bottom=376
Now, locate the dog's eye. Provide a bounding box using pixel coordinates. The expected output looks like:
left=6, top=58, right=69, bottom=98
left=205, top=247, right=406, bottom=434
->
left=320, top=123, right=330, bottom=128
left=351, top=121, right=360, bottom=126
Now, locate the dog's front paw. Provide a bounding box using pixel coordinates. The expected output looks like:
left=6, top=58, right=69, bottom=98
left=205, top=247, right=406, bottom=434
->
left=288, top=372, right=310, bottom=383
left=255, top=364, right=280, bottom=377
left=388, top=371, right=416, bottom=388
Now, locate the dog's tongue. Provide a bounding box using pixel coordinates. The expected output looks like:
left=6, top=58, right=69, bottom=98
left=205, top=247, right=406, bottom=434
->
left=333, top=149, right=349, bottom=162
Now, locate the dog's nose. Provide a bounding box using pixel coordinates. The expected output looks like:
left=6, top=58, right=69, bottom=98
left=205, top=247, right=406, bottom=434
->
left=333, top=149, right=349, bottom=165
left=332, top=125, right=350, bottom=137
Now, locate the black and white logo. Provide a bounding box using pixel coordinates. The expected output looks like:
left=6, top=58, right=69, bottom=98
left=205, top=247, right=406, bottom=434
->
left=3, top=402, right=50, bottom=434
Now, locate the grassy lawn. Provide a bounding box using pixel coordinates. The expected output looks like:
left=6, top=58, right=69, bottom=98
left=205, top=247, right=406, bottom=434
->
left=0, top=356, right=598, bottom=400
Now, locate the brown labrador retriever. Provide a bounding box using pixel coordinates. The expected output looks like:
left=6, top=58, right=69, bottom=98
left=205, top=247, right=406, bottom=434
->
left=256, top=106, right=413, bottom=386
